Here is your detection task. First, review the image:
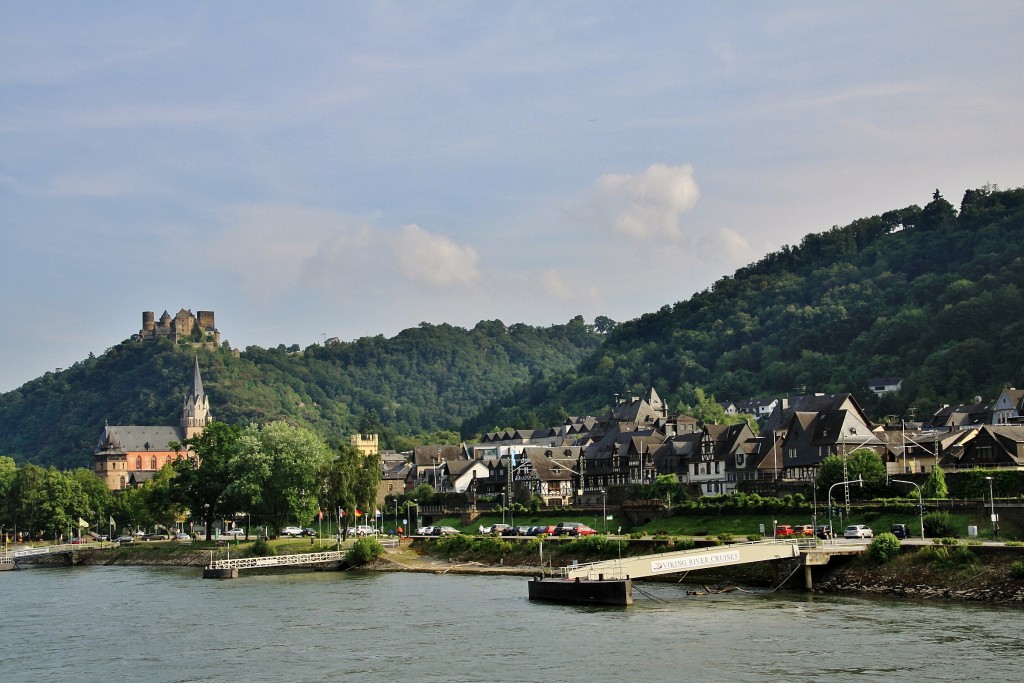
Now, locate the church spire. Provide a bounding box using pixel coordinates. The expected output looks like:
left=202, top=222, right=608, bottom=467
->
left=182, top=355, right=212, bottom=439
left=191, top=354, right=205, bottom=400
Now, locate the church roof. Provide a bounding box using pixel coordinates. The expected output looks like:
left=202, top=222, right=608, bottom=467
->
left=95, top=425, right=183, bottom=454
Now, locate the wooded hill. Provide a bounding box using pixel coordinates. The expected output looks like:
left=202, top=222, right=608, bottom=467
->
left=4, top=186, right=1023, bottom=471
left=0, top=318, right=602, bottom=469
left=462, top=186, right=1024, bottom=434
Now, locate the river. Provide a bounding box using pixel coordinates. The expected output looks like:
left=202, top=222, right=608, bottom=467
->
left=1, top=565, right=1020, bottom=682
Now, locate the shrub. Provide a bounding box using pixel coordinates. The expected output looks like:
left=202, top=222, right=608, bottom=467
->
left=867, top=532, right=901, bottom=564
left=345, top=538, right=384, bottom=566
left=923, top=511, right=956, bottom=537
left=716, top=533, right=734, bottom=543
left=916, top=544, right=977, bottom=571
left=251, top=538, right=274, bottom=556
left=1010, top=561, right=1024, bottom=579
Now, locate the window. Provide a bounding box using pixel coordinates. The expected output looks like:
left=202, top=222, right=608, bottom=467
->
left=150, top=456, right=158, bottom=470
left=136, top=456, right=142, bottom=470
left=735, top=452, right=745, bottom=467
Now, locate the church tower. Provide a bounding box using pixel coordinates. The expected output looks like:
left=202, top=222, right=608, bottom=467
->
left=181, top=355, right=213, bottom=439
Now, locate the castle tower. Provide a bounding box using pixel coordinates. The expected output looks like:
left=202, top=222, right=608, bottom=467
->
left=181, top=355, right=213, bottom=439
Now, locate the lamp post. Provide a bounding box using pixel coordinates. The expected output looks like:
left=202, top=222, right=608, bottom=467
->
left=892, top=479, right=924, bottom=540
left=985, top=476, right=996, bottom=539
left=600, top=488, right=607, bottom=534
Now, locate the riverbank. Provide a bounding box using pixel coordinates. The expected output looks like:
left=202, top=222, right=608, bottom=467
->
left=14, top=538, right=1024, bottom=605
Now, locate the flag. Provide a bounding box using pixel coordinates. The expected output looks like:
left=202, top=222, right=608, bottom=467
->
left=340, top=509, right=345, bottom=517
left=109, top=516, right=115, bottom=527
left=355, top=508, right=362, bottom=517
left=375, top=509, right=381, bottom=517
left=317, top=509, right=323, bottom=521
left=78, top=517, right=89, bottom=528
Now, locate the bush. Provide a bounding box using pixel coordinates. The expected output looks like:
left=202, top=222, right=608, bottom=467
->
left=345, top=538, right=384, bottom=566
left=1009, top=561, right=1024, bottom=579
left=251, top=538, right=274, bottom=556
left=867, top=532, right=901, bottom=564
left=923, top=511, right=956, bottom=537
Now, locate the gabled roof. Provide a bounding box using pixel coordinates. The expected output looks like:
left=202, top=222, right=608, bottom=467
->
left=413, top=444, right=465, bottom=466
left=95, top=425, right=183, bottom=454
left=926, top=402, right=992, bottom=428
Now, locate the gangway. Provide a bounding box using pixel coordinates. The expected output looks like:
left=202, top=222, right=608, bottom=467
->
left=1, top=542, right=107, bottom=560
left=557, top=539, right=802, bottom=581
left=530, top=540, right=806, bottom=605
left=203, top=549, right=348, bottom=578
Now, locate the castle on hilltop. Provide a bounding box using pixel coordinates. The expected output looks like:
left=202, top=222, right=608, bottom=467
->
left=138, top=309, right=220, bottom=345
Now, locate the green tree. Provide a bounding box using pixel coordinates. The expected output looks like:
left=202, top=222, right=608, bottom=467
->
left=235, top=421, right=332, bottom=535
left=921, top=465, right=949, bottom=499
left=816, top=449, right=887, bottom=498
left=171, top=421, right=243, bottom=541
left=6, top=465, right=89, bottom=541
left=144, top=464, right=188, bottom=536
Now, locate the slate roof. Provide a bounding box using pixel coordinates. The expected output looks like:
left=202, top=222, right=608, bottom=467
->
left=95, top=425, right=184, bottom=454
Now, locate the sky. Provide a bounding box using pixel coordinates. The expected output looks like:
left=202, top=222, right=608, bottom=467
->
left=2, top=2, right=1023, bottom=393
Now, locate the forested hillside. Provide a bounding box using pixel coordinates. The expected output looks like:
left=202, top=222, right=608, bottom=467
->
left=6, top=186, right=1023, bottom=471
left=463, top=186, right=1024, bottom=433
left=0, top=317, right=602, bottom=469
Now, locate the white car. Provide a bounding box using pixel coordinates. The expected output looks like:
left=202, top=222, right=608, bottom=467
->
left=844, top=524, right=874, bottom=539
left=416, top=526, right=434, bottom=536
left=223, top=528, right=245, bottom=536
left=280, top=526, right=304, bottom=537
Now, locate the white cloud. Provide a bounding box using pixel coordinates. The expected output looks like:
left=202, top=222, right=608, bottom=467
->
left=393, top=224, right=481, bottom=287
left=596, top=163, right=700, bottom=239
left=698, top=227, right=752, bottom=263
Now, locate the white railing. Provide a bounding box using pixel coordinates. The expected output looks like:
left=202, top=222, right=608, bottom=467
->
left=207, top=550, right=348, bottom=570
left=1, top=542, right=107, bottom=560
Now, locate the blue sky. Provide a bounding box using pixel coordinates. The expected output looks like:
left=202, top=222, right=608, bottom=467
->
left=2, top=2, right=1022, bottom=392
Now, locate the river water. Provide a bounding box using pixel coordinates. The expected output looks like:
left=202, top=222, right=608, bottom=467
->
left=2, top=565, right=1020, bottom=683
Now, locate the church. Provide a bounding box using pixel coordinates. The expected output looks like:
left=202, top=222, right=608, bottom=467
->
left=92, top=355, right=213, bottom=490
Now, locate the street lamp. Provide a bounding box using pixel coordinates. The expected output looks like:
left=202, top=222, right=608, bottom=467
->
left=600, top=488, right=607, bottom=534
left=985, top=476, right=996, bottom=539
left=892, top=479, right=925, bottom=541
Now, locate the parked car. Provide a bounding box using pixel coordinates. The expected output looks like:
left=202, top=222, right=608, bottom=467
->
left=432, top=526, right=459, bottom=536
left=890, top=524, right=910, bottom=539
left=555, top=522, right=597, bottom=537
left=415, top=526, right=434, bottom=536
left=302, top=528, right=317, bottom=537
left=534, top=525, right=558, bottom=536
left=223, top=528, right=245, bottom=537
left=349, top=525, right=376, bottom=536
left=280, top=526, right=305, bottom=537
left=174, top=532, right=191, bottom=541
left=793, top=525, right=815, bottom=537
left=513, top=526, right=533, bottom=537
left=775, top=525, right=795, bottom=538
left=844, top=524, right=874, bottom=539
left=480, top=523, right=511, bottom=535
left=113, top=535, right=135, bottom=544
left=815, top=525, right=833, bottom=540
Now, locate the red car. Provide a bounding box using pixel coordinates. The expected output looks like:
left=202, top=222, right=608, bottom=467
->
left=775, top=525, right=795, bottom=538
left=555, top=522, right=597, bottom=537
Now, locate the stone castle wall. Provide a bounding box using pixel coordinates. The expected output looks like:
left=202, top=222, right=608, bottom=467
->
left=139, top=309, right=220, bottom=345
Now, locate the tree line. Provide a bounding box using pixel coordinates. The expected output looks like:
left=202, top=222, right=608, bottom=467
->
left=0, top=421, right=380, bottom=542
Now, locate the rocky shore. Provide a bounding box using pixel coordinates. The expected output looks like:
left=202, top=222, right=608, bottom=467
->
left=812, top=544, right=1024, bottom=605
